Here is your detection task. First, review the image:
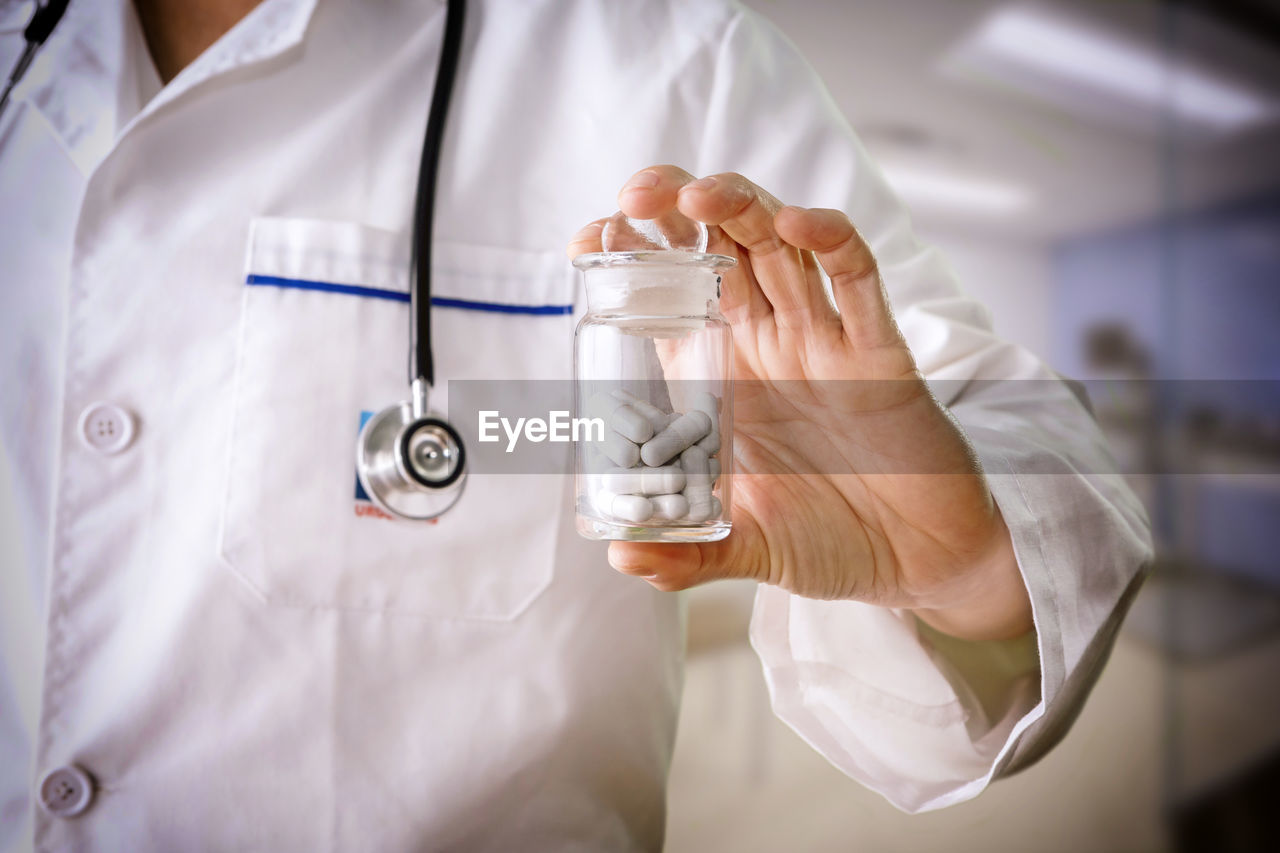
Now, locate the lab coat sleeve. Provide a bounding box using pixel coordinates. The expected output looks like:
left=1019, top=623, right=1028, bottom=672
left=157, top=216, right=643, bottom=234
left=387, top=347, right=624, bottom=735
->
left=691, top=6, right=1155, bottom=812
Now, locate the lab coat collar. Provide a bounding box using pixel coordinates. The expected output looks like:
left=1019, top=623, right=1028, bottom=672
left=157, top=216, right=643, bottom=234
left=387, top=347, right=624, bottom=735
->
left=142, top=0, right=318, bottom=119
left=10, top=0, right=318, bottom=175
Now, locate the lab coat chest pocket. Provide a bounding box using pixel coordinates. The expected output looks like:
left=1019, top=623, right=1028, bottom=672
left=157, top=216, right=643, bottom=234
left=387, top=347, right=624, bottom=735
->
left=220, top=218, right=575, bottom=619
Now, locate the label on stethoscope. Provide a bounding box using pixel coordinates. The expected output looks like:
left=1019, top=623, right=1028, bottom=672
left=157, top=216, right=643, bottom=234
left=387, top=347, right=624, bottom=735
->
left=353, top=410, right=441, bottom=523
left=354, top=411, right=392, bottom=519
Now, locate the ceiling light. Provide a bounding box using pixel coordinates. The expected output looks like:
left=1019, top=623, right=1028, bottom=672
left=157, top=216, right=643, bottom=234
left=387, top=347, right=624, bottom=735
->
left=946, top=4, right=1276, bottom=133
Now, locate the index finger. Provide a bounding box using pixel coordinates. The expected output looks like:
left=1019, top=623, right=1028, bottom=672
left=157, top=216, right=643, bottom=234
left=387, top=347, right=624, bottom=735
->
left=616, top=165, right=697, bottom=219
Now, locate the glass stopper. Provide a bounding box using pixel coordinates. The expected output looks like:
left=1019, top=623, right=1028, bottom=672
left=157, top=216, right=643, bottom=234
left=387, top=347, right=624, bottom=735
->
left=601, top=209, right=709, bottom=253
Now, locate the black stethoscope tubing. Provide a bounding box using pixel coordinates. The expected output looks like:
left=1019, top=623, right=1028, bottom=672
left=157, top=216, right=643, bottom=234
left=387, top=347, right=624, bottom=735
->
left=412, top=0, right=466, bottom=391
left=0, top=0, right=70, bottom=120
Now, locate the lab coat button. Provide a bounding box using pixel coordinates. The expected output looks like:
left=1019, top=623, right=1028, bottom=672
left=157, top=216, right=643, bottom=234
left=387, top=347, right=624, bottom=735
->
left=38, top=765, right=95, bottom=818
left=77, top=402, right=136, bottom=455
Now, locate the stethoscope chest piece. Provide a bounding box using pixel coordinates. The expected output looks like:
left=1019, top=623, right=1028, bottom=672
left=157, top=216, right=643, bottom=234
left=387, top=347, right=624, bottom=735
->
left=357, top=401, right=467, bottom=521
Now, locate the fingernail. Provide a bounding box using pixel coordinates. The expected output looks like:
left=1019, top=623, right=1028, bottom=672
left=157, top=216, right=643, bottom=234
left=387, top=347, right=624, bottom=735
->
left=570, top=222, right=603, bottom=241
left=684, top=176, right=717, bottom=191
left=623, top=170, right=661, bottom=191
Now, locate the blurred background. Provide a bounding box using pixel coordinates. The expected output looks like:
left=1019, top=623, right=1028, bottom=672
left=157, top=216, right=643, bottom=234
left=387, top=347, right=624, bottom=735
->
left=668, top=1, right=1280, bottom=851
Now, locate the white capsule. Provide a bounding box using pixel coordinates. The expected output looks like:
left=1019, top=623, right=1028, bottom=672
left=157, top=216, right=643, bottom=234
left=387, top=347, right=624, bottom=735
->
left=692, top=392, right=721, bottom=454
left=641, top=410, right=712, bottom=467
left=680, top=445, right=715, bottom=522
left=696, top=428, right=720, bottom=455
left=610, top=389, right=672, bottom=433
left=587, top=392, right=653, bottom=444
left=707, top=456, right=720, bottom=485
left=600, top=430, right=641, bottom=468
left=680, top=445, right=712, bottom=488
left=594, top=490, right=654, bottom=523
left=685, top=500, right=712, bottom=523
left=708, top=495, right=723, bottom=519
left=602, top=466, right=686, bottom=496
left=650, top=493, right=690, bottom=521
left=691, top=391, right=720, bottom=416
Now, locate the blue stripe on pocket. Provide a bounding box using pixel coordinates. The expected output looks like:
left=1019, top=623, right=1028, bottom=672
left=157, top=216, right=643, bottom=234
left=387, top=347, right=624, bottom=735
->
left=246, top=274, right=573, bottom=315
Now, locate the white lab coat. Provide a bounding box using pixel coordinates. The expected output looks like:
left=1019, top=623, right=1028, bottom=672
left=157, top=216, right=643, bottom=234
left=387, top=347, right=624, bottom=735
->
left=0, top=0, right=1152, bottom=850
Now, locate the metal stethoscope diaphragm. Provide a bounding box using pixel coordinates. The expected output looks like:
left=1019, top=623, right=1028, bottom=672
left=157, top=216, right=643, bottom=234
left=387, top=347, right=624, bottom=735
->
left=356, top=379, right=467, bottom=520
left=356, top=0, right=468, bottom=521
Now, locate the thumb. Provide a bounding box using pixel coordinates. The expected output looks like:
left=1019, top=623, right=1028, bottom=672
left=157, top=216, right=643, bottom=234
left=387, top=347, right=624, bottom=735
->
left=607, top=514, right=768, bottom=592
left=566, top=219, right=607, bottom=259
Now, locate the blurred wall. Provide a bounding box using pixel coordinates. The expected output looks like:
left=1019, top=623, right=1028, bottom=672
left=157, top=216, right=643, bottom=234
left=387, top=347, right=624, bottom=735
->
left=922, top=229, right=1054, bottom=357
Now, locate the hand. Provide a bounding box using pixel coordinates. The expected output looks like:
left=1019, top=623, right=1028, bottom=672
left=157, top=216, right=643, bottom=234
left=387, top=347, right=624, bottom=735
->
left=567, top=166, right=1033, bottom=642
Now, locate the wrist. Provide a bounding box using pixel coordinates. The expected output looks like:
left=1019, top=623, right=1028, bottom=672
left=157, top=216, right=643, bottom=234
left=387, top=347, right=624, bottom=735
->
left=911, top=511, right=1034, bottom=642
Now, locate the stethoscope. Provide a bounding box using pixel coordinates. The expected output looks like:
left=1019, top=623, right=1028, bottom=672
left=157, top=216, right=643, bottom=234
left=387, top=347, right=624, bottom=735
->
left=4, top=0, right=471, bottom=522
left=355, top=0, right=470, bottom=521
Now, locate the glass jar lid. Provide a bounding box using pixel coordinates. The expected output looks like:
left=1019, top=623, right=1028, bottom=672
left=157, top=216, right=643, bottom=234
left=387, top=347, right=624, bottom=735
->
left=572, top=211, right=737, bottom=272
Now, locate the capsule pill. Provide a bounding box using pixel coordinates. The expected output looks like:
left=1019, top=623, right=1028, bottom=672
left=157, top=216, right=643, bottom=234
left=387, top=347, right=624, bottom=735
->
left=602, top=466, right=687, bottom=496
left=611, top=389, right=671, bottom=433
left=594, top=490, right=654, bottom=523
left=680, top=445, right=715, bottom=521
left=692, top=392, right=721, bottom=454
left=691, top=392, right=719, bottom=416
left=641, top=410, right=712, bottom=467
left=650, top=493, right=690, bottom=521
left=588, top=392, right=653, bottom=444
left=601, top=430, right=641, bottom=468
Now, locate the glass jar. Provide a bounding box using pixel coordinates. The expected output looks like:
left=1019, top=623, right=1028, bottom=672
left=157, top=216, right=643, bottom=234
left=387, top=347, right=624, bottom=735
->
left=572, top=249, right=736, bottom=542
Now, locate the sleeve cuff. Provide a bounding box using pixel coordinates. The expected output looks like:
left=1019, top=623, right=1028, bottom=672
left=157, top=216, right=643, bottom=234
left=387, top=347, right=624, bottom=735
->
left=746, top=436, right=1061, bottom=813
left=747, top=412, right=1151, bottom=812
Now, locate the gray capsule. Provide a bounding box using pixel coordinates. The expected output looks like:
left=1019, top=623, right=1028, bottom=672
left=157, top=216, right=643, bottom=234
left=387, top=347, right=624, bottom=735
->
left=587, top=392, right=654, bottom=444
left=641, top=410, right=712, bottom=467
left=603, top=466, right=686, bottom=496
left=611, top=389, right=672, bottom=433
left=600, top=430, right=641, bottom=468
left=707, top=456, right=721, bottom=485
left=650, top=493, right=690, bottom=521
left=708, top=495, right=723, bottom=519
left=594, top=490, right=654, bottom=523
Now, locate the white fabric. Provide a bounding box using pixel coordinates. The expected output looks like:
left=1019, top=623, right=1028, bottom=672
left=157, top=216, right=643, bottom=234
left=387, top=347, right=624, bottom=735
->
left=0, top=0, right=1152, bottom=849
